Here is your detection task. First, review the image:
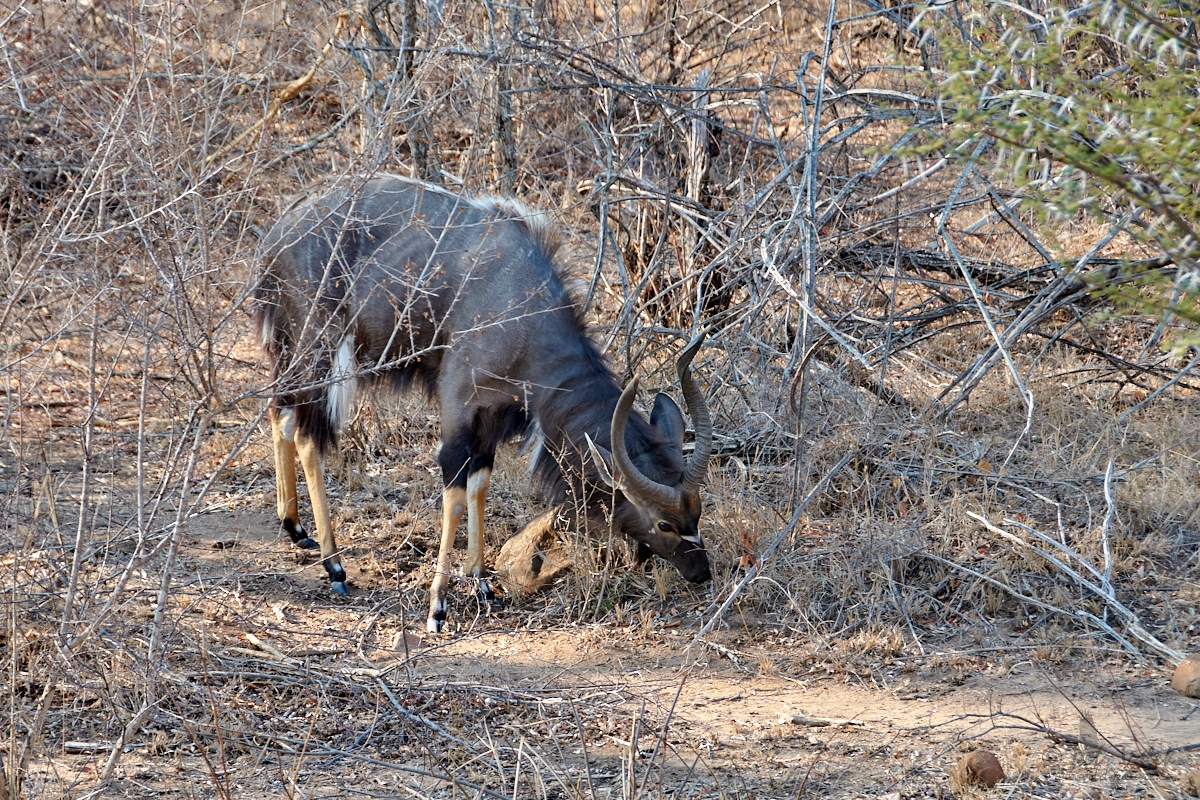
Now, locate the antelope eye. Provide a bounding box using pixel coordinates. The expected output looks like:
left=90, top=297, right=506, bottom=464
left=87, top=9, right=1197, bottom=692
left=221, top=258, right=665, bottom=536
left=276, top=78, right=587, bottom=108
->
left=656, top=521, right=675, bottom=533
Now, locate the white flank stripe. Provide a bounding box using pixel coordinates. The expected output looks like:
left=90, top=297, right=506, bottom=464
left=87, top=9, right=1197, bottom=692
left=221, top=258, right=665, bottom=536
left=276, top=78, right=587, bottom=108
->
left=327, top=335, right=356, bottom=430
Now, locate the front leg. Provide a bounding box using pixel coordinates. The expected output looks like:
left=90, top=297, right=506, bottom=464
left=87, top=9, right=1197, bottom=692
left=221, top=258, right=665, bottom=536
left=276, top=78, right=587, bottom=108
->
left=428, top=485, right=466, bottom=633
left=295, top=431, right=349, bottom=594
left=466, top=468, right=499, bottom=608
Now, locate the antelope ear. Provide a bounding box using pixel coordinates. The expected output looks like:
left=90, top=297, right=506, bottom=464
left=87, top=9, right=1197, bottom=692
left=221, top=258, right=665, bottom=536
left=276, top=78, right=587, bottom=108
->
left=584, top=434, right=617, bottom=488
left=650, top=393, right=685, bottom=453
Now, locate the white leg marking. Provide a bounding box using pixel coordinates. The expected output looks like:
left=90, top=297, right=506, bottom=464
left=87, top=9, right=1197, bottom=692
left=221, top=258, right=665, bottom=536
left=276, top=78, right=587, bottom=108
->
left=277, top=407, right=297, bottom=442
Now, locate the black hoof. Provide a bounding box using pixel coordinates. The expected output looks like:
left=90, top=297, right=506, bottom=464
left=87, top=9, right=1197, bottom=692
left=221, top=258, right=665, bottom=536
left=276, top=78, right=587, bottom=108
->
left=324, top=561, right=348, bottom=592
left=427, top=597, right=448, bottom=633
left=475, top=579, right=502, bottom=610
left=282, top=518, right=314, bottom=548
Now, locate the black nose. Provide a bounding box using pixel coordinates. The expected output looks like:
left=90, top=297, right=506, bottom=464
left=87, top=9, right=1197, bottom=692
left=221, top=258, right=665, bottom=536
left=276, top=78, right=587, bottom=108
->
left=681, top=557, right=711, bottom=584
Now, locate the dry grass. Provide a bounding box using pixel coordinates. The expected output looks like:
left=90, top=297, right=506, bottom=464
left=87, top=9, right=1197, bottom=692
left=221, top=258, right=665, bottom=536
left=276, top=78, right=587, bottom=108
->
left=2, top=0, right=1199, bottom=797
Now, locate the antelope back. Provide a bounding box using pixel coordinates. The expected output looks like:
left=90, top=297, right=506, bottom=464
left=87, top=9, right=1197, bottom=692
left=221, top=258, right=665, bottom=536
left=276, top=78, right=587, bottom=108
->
left=256, top=175, right=571, bottom=451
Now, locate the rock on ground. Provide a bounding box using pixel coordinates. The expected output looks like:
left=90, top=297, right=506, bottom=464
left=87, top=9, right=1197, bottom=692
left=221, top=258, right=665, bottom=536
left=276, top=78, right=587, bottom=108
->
left=494, top=510, right=572, bottom=595
left=956, top=750, right=1005, bottom=788
left=1171, top=654, right=1200, bottom=698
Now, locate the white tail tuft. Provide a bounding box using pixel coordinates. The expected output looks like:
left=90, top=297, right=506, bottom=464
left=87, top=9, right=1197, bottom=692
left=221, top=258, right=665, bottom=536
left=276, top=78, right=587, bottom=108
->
left=258, top=314, right=275, bottom=352
left=327, top=334, right=357, bottom=430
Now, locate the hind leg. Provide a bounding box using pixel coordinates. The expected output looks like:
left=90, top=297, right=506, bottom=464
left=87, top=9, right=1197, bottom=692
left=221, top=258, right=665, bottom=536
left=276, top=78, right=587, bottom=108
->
left=295, top=429, right=349, bottom=594
left=271, top=407, right=318, bottom=549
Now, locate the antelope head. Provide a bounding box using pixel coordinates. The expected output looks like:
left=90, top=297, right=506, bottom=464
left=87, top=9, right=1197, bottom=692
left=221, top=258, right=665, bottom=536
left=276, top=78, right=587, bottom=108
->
left=587, top=335, right=714, bottom=583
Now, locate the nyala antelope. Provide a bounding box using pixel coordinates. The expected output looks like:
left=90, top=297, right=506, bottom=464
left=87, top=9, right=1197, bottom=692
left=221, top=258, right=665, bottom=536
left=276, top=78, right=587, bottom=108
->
left=254, top=175, right=714, bottom=632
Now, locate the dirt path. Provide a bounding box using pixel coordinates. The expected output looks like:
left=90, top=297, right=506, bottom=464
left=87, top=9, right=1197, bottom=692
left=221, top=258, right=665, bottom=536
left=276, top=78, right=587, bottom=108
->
left=414, top=627, right=1197, bottom=796
left=42, top=508, right=1192, bottom=799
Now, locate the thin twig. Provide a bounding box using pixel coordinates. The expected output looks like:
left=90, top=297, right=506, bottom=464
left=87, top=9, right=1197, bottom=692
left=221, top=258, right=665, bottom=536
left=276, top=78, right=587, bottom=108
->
left=1100, top=461, right=1116, bottom=596
left=374, top=677, right=478, bottom=752
left=988, top=711, right=1160, bottom=772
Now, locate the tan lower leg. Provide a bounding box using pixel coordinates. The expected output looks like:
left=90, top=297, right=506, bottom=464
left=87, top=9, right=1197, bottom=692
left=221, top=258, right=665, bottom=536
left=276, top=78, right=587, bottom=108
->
left=296, top=432, right=347, bottom=587
left=465, top=468, right=491, bottom=579
left=428, top=486, right=466, bottom=632
left=271, top=413, right=299, bottom=525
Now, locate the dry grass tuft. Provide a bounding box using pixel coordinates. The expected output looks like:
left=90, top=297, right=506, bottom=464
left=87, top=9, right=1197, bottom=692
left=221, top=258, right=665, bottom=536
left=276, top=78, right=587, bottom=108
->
left=1182, top=769, right=1200, bottom=796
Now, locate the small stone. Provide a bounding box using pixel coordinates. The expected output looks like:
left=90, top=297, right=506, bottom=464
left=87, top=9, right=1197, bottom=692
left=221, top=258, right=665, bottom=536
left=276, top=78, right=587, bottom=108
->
left=494, top=510, right=572, bottom=596
left=1171, top=654, right=1200, bottom=698
left=956, top=750, right=1005, bottom=788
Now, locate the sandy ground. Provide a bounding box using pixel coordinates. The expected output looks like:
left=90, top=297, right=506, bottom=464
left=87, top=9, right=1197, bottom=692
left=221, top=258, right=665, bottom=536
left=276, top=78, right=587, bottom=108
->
left=26, top=507, right=1195, bottom=800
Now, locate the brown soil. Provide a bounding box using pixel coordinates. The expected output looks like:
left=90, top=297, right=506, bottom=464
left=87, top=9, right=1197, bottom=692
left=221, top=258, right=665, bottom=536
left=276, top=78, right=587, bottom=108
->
left=26, top=506, right=1195, bottom=799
